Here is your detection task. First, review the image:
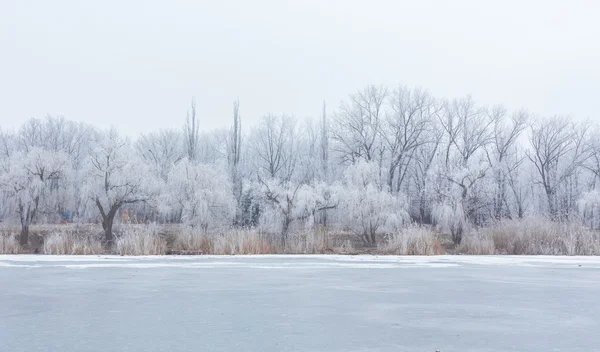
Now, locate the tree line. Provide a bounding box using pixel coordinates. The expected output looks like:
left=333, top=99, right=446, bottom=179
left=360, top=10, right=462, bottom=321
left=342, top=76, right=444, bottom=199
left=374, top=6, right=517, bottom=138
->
left=1, top=85, right=599, bottom=248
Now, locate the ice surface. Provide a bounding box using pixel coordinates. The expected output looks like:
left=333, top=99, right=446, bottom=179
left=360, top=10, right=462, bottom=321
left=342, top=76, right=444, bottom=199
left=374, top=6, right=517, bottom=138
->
left=1, top=255, right=599, bottom=352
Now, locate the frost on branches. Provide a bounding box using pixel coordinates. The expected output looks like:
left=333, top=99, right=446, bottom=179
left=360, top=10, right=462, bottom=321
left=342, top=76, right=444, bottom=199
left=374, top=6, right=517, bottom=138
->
left=1, top=84, right=599, bottom=250
left=258, top=178, right=337, bottom=246
left=161, top=159, right=235, bottom=230
left=338, top=161, right=408, bottom=244
left=0, top=148, right=71, bottom=245
left=81, top=130, right=160, bottom=246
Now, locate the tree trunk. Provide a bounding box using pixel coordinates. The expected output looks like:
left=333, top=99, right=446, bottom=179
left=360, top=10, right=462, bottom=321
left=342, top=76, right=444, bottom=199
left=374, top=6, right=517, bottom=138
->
left=387, top=164, right=396, bottom=193
left=451, top=222, right=463, bottom=245
left=102, top=217, right=114, bottom=246
left=419, top=198, right=426, bottom=225
left=20, top=224, right=29, bottom=246
left=545, top=188, right=557, bottom=220
left=281, top=217, right=290, bottom=249
left=100, top=204, right=120, bottom=247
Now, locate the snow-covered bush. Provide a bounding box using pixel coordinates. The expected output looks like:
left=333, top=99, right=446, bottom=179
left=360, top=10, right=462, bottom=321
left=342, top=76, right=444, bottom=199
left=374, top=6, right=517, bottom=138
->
left=579, top=190, right=600, bottom=230
left=0, top=233, right=20, bottom=254
left=432, top=201, right=468, bottom=245
left=0, top=148, right=72, bottom=245
left=162, top=159, right=236, bottom=230
left=258, top=178, right=338, bottom=245
left=338, top=161, right=408, bottom=244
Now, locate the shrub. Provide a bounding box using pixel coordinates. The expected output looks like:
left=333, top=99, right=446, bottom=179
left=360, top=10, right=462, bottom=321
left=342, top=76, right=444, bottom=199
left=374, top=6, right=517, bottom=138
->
left=0, top=233, right=20, bottom=254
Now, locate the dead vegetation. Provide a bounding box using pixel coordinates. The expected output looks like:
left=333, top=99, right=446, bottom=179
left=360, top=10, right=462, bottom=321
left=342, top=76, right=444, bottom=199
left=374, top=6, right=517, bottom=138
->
left=459, top=218, right=600, bottom=255
left=377, top=226, right=444, bottom=255
left=0, top=232, right=20, bottom=254
left=43, top=230, right=103, bottom=255
left=0, top=224, right=357, bottom=255
left=1, top=219, right=599, bottom=256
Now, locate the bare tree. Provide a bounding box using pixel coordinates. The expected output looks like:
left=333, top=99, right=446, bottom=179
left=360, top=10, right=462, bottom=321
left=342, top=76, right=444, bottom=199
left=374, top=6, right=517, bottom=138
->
left=184, top=98, right=200, bottom=162
left=410, top=128, right=442, bottom=224
left=332, top=85, right=387, bottom=164
left=136, top=129, right=184, bottom=181
left=506, top=148, right=529, bottom=219
left=435, top=96, right=494, bottom=244
left=584, top=128, right=600, bottom=184
left=527, top=117, right=591, bottom=220
left=320, top=101, right=329, bottom=181
left=249, top=114, right=297, bottom=182
left=228, top=99, right=243, bottom=223
left=17, top=116, right=93, bottom=168
left=229, top=99, right=242, bottom=176
left=0, top=128, right=16, bottom=160
left=382, top=86, right=437, bottom=193
left=485, top=106, right=528, bottom=220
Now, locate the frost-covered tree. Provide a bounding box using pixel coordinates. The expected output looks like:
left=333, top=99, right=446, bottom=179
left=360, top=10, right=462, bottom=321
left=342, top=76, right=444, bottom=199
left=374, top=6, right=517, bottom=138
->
left=3, top=82, right=599, bottom=249
left=228, top=99, right=244, bottom=223
left=249, top=114, right=298, bottom=182
left=0, top=148, right=71, bottom=245
left=320, top=101, right=329, bottom=181
left=82, top=129, right=159, bottom=245
left=433, top=97, right=494, bottom=244
left=485, top=106, right=528, bottom=220
left=136, top=129, right=184, bottom=181
left=332, top=85, right=387, bottom=164
left=184, top=98, right=200, bottom=162
left=409, top=129, right=442, bottom=224
left=579, top=190, right=600, bottom=229
left=18, top=116, right=94, bottom=169
left=338, top=161, right=408, bottom=244
left=382, top=86, right=437, bottom=193
left=527, top=117, right=591, bottom=220
left=162, top=159, right=236, bottom=229
left=259, top=177, right=337, bottom=246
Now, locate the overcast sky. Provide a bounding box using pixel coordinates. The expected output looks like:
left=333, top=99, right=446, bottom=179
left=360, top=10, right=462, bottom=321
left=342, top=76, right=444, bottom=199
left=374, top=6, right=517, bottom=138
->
left=1, top=0, right=598, bottom=136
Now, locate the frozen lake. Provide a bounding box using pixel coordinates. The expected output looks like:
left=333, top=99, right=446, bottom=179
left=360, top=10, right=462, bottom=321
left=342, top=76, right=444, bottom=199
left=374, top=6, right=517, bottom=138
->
left=1, top=255, right=600, bottom=352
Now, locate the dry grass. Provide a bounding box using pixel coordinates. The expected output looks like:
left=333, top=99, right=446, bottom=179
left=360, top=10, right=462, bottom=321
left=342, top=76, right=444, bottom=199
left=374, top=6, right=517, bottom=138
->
left=172, top=229, right=214, bottom=254
left=42, top=230, right=104, bottom=255
left=460, top=218, right=600, bottom=255
left=286, top=230, right=333, bottom=254
left=115, top=226, right=168, bottom=255
left=171, top=228, right=275, bottom=254
left=378, top=226, right=444, bottom=255
left=0, top=233, right=20, bottom=254
left=4, top=218, right=599, bottom=256
left=172, top=228, right=353, bottom=255
left=213, top=229, right=277, bottom=255
left=458, top=232, right=496, bottom=255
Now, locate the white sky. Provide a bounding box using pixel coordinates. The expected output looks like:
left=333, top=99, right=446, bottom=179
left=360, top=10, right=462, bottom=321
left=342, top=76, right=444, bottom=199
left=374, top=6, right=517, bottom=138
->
left=1, top=0, right=598, bottom=136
